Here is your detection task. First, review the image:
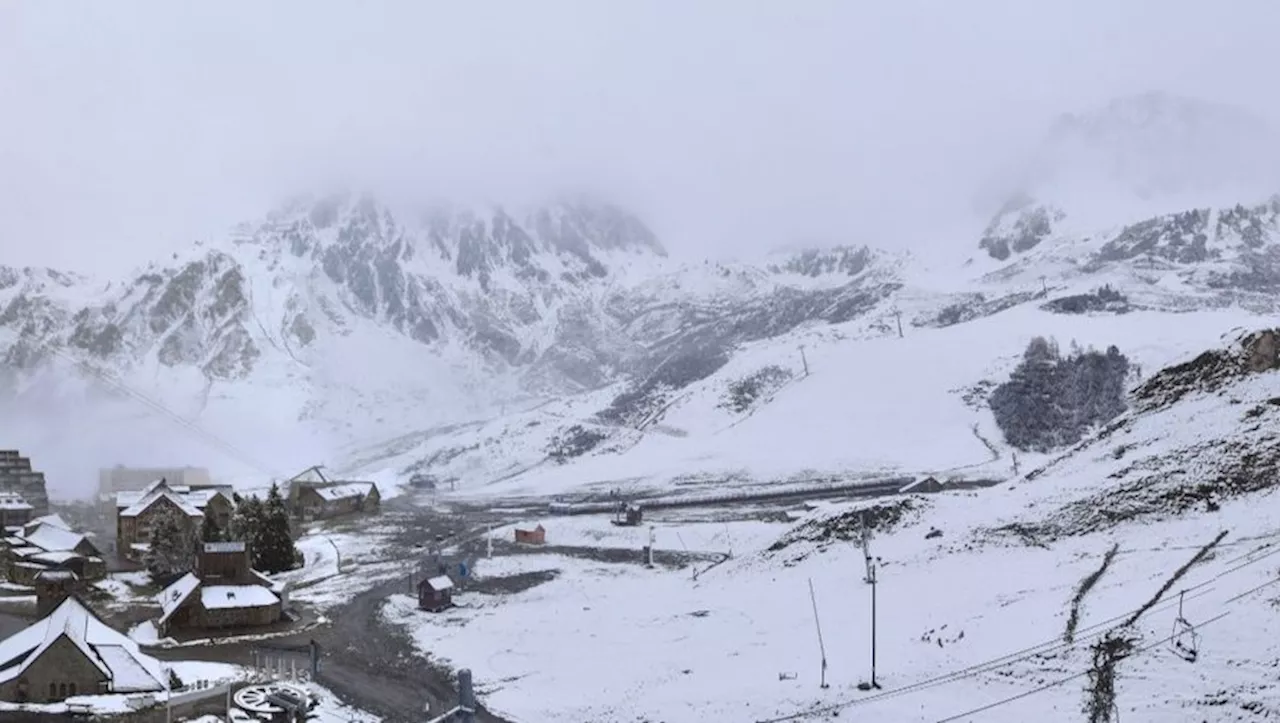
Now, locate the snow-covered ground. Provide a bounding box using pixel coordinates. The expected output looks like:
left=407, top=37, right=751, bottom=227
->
left=373, top=327, right=1280, bottom=721
left=272, top=523, right=410, bottom=610
left=385, top=487, right=1280, bottom=722
left=485, top=509, right=789, bottom=556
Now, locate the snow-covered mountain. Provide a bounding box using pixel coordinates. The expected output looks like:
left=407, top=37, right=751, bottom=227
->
left=978, top=92, right=1280, bottom=262
left=5, top=92, right=1280, bottom=504
left=0, top=193, right=903, bottom=495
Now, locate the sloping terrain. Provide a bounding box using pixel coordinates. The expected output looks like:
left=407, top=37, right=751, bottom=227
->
left=0, top=196, right=902, bottom=495
left=382, top=331, right=1280, bottom=722
left=342, top=279, right=1264, bottom=501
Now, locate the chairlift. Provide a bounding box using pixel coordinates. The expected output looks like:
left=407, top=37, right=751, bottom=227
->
left=1169, top=591, right=1200, bottom=663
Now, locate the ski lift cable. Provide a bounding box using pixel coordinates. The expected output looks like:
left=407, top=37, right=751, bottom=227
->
left=754, top=584, right=1218, bottom=723
left=40, top=343, right=285, bottom=478
left=933, top=610, right=1232, bottom=723
left=3, top=327, right=280, bottom=477
left=758, top=532, right=1280, bottom=723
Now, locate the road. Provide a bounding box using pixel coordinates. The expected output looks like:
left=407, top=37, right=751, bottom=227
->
left=152, top=498, right=517, bottom=723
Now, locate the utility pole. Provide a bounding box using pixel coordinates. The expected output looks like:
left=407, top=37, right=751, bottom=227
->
left=865, top=558, right=882, bottom=689
left=647, top=526, right=655, bottom=568
left=487, top=526, right=493, bottom=559
left=808, top=578, right=830, bottom=689
left=892, top=308, right=903, bottom=338
left=799, top=344, right=809, bottom=376
left=860, top=510, right=873, bottom=584
left=1039, top=275, right=1047, bottom=294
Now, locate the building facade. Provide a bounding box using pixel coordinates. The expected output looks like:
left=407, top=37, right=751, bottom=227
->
left=1, top=515, right=106, bottom=585
left=294, top=482, right=380, bottom=521
left=115, top=479, right=234, bottom=560
left=0, top=450, right=49, bottom=518
left=0, top=492, right=33, bottom=529
left=155, top=542, right=285, bottom=635
left=0, top=596, right=167, bottom=703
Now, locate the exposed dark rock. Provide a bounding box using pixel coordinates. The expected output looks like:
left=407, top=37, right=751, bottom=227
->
left=979, top=198, right=1064, bottom=261
left=719, top=365, right=794, bottom=414
left=1041, top=285, right=1130, bottom=315
left=546, top=424, right=609, bottom=463
left=1133, top=328, right=1280, bottom=412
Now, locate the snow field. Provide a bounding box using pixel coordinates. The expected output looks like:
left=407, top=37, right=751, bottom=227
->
left=435, top=304, right=1262, bottom=501
left=383, top=481, right=1280, bottom=722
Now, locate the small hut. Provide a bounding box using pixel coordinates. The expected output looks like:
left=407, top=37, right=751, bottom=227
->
left=418, top=575, right=454, bottom=612
left=514, top=524, right=545, bottom=545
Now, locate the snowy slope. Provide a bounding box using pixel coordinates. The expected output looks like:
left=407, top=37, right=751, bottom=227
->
left=345, top=272, right=1267, bottom=501
left=382, top=330, right=1280, bottom=722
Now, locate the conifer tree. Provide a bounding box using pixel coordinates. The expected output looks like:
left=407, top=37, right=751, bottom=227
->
left=257, top=483, right=299, bottom=574
left=144, top=508, right=196, bottom=580
left=199, top=512, right=224, bottom=543
left=229, top=494, right=266, bottom=555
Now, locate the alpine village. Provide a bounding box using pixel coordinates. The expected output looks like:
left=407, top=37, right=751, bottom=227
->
left=0, top=453, right=383, bottom=721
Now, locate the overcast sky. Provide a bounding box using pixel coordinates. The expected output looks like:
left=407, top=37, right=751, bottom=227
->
left=3, top=0, right=1280, bottom=275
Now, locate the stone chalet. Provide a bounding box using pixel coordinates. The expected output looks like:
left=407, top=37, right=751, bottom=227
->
left=0, top=492, right=33, bottom=529
left=155, top=541, right=286, bottom=636
left=0, top=595, right=168, bottom=703
left=115, top=479, right=235, bottom=561
left=294, top=481, right=380, bottom=521
left=1, top=514, right=106, bottom=586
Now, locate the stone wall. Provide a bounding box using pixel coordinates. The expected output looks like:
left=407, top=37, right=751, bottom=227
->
left=0, top=635, right=109, bottom=703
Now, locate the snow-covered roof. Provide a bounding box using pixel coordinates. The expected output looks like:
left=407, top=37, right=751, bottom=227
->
left=24, top=513, right=71, bottom=532
left=21, top=524, right=92, bottom=554
left=26, top=550, right=84, bottom=565
left=0, top=596, right=167, bottom=692
left=118, top=482, right=225, bottom=516
left=120, top=488, right=203, bottom=519
left=0, top=493, right=31, bottom=510
left=34, top=569, right=78, bottom=582
left=156, top=573, right=201, bottom=625
left=425, top=575, right=453, bottom=591
left=200, top=585, right=280, bottom=609
left=182, top=488, right=232, bottom=508
left=313, top=482, right=376, bottom=502
left=95, top=644, right=162, bottom=692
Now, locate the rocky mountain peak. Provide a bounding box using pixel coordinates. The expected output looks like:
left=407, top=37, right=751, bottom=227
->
left=977, top=93, right=1280, bottom=264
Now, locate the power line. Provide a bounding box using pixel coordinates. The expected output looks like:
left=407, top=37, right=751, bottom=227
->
left=755, top=585, right=1216, bottom=723
left=10, top=330, right=285, bottom=479
left=933, top=611, right=1233, bottom=722
left=757, top=531, right=1280, bottom=723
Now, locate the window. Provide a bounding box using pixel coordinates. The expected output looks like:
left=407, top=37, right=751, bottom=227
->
left=48, top=682, right=56, bottom=698
left=68, top=682, right=76, bottom=696
left=58, top=682, right=66, bottom=698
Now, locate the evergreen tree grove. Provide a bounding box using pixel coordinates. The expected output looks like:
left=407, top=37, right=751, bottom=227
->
left=226, top=484, right=300, bottom=574
left=990, top=337, right=1131, bottom=452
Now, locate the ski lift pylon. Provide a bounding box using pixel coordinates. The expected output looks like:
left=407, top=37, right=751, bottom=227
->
left=1169, top=590, right=1200, bottom=662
